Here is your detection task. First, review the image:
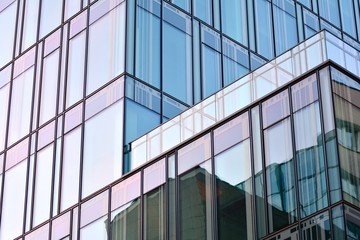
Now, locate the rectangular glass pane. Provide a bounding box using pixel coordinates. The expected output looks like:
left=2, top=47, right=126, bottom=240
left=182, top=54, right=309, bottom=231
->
left=264, top=118, right=297, bottom=232
left=262, top=90, right=290, bottom=128
left=87, top=1, right=125, bottom=94
left=215, top=139, right=253, bottom=240
left=143, top=158, right=165, bottom=193
left=22, top=0, right=40, bottom=50
left=8, top=66, right=34, bottom=146
left=61, top=127, right=81, bottom=211
left=0, top=161, right=27, bottom=240
left=39, top=0, right=63, bottom=39
left=33, top=143, right=54, bottom=226
left=221, top=0, right=247, bottom=46
left=40, top=50, right=60, bottom=125
left=135, top=0, right=161, bottom=88
left=0, top=1, right=17, bottom=67
left=180, top=160, right=212, bottom=240
left=0, top=84, right=9, bottom=151
left=83, top=100, right=123, bottom=197
left=254, top=0, right=274, bottom=59
left=193, top=0, right=212, bottom=25
left=163, top=3, right=192, bottom=104
left=66, top=31, right=86, bottom=108
left=318, top=0, right=340, bottom=28
left=144, top=186, right=165, bottom=240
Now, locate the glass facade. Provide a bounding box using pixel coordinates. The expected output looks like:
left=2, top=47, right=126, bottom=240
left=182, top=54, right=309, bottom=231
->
left=2, top=0, right=360, bottom=239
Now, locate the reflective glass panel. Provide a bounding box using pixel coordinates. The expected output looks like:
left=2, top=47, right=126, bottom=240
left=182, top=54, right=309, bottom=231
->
left=193, top=0, right=212, bottom=25
left=33, top=144, right=54, bottom=226
left=67, top=31, right=86, bottom=108
left=215, top=139, right=253, bottom=240
left=40, top=49, right=60, bottom=125
left=339, top=0, right=357, bottom=38
left=0, top=1, right=17, bottom=67
left=87, top=1, right=125, bottom=94
left=180, top=160, right=212, bottom=240
left=61, top=127, right=81, bottom=211
left=264, top=118, right=297, bottom=232
left=144, top=186, right=165, bottom=240
left=82, top=100, right=123, bottom=197
left=301, top=211, right=331, bottom=240
left=135, top=0, right=161, bottom=88
left=221, top=0, right=247, bottom=46
left=39, top=0, right=63, bottom=39
left=294, top=102, right=328, bottom=217
left=202, top=45, right=221, bottom=98
left=8, top=67, right=34, bottom=146
left=254, top=0, right=274, bottom=59
left=0, top=84, right=9, bottom=151
left=22, top=0, right=40, bottom=50
left=163, top=4, right=192, bottom=104
left=318, top=0, right=340, bottom=28
left=0, top=161, right=27, bottom=240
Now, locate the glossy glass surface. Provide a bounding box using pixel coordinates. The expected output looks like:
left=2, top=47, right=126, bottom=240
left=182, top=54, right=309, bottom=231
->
left=215, top=139, right=253, bottom=240
left=163, top=4, right=192, bottom=104
left=254, top=0, right=274, bottom=59
left=136, top=0, right=161, bottom=88
left=221, top=0, right=247, bottom=46
left=111, top=198, right=141, bottom=240
left=301, top=211, right=331, bottom=239
left=0, top=1, right=16, bottom=67
left=82, top=100, right=123, bottom=197
left=40, top=49, right=60, bottom=125
left=144, top=186, right=165, bottom=240
left=0, top=161, right=27, bottom=240
left=67, top=31, right=86, bottom=108
left=8, top=67, right=34, bottom=146
left=193, top=0, right=212, bottom=25
left=202, top=44, right=221, bottom=98
left=39, top=0, right=62, bottom=39
left=33, top=143, right=54, bottom=226
left=0, top=84, right=9, bottom=151
left=264, top=118, right=297, bottom=232
left=87, top=1, right=125, bottom=94
left=168, top=155, right=176, bottom=240
left=61, top=127, right=81, bottom=211
left=318, top=0, right=340, bottom=28
left=180, top=160, right=212, bottom=240
left=273, top=0, right=297, bottom=55
left=22, top=0, right=40, bottom=50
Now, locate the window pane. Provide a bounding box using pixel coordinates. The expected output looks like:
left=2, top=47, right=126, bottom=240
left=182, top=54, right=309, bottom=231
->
left=40, top=49, right=60, bottom=125
left=66, top=31, right=86, bottom=108
left=87, top=1, right=125, bottom=94
left=273, top=0, right=297, bottom=55
left=0, top=84, right=9, bottom=151
left=180, top=160, right=212, bottom=240
left=202, top=45, right=221, bottom=98
left=294, top=102, right=328, bottom=217
left=61, top=127, right=81, bottom=211
left=193, top=0, right=212, bottom=25
left=264, top=118, right=297, bottom=232
left=39, top=0, right=63, bottom=39
left=339, top=0, right=357, bottom=38
left=22, top=0, right=40, bottom=50
left=262, top=90, right=290, bottom=128
left=0, top=1, right=17, bottom=67
left=65, top=0, right=81, bottom=21
left=0, top=161, right=27, bottom=240
left=110, top=198, right=141, bottom=240
left=135, top=0, right=161, bottom=88
left=8, top=67, right=34, bottom=146
left=163, top=4, right=192, bottom=104
left=33, top=144, right=54, bottom=226
left=254, top=0, right=274, bottom=59
left=82, top=100, right=123, bottom=197
left=144, top=186, right=165, bottom=240
left=221, top=0, right=247, bottom=46
left=318, top=0, right=340, bottom=28
left=215, top=139, right=253, bottom=240
left=300, top=211, right=331, bottom=240
left=172, top=0, right=191, bottom=12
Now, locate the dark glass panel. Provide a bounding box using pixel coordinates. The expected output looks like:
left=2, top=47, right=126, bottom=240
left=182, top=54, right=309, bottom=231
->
left=144, top=186, right=165, bottom=240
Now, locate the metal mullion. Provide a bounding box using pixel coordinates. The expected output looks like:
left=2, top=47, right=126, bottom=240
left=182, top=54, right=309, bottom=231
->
left=18, top=0, right=26, bottom=54
left=107, top=188, right=111, bottom=240
left=58, top=23, right=71, bottom=215
left=12, top=0, right=22, bottom=61
left=259, top=103, right=269, bottom=235
left=288, top=86, right=302, bottom=239
left=249, top=109, right=258, bottom=240
left=165, top=154, right=170, bottom=240
left=175, top=151, right=180, bottom=240
left=69, top=207, right=73, bottom=240
left=210, top=130, right=217, bottom=240
left=140, top=169, right=144, bottom=240
left=270, top=0, right=277, bottom=58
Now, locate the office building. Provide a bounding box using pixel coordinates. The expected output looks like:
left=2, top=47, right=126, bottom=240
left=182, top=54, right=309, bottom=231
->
left=0, top=0, right=360, bottom=239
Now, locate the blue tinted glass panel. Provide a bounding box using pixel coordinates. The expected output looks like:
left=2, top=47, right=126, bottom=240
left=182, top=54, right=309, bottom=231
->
left=273, top=0, right=298, bottom=55
left=264, top=118, right=297, bottom=232
left=163, top=4, right=192, bottom=104
left=254, top=0, right=274, bottom=59
left=136, top=1, right=161, bottom=88
left=221, top=0, right=247, bottom=46
left=339, top=0, right=357, bottom=38
left=318, top=0, right=340, bottom=28
left=125, top=99, right=160, bottom=145
left=202, top=45, right=221, bottom=98
left=172, top=0, right=191, bottom=12
left=194, top=0, right=212, bottom=25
